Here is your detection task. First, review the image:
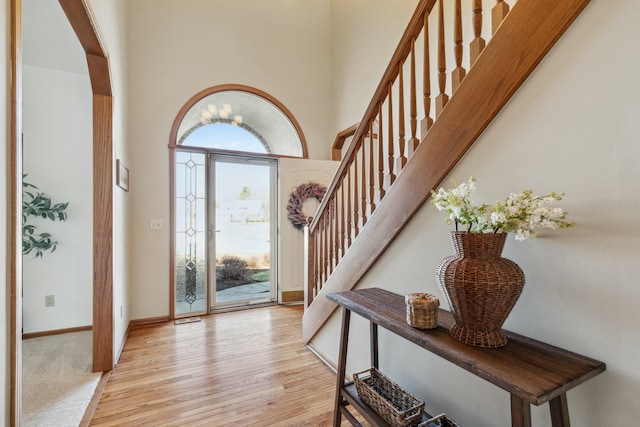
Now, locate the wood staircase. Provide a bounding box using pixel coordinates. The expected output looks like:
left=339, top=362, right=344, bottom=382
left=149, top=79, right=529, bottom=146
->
left=303, top=0, right=591, bottom=343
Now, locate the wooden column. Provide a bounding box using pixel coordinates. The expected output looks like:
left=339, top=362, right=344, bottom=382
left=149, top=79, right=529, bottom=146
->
left=92, top=93, right=114, bottom=373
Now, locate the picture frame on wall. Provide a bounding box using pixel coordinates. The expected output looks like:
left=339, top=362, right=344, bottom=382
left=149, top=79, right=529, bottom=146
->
left=116, top=159, right=129, bottom=192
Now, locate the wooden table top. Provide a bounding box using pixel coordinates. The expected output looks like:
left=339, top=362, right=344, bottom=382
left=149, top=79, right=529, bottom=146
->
left=327, top=287, right=606, bottom=405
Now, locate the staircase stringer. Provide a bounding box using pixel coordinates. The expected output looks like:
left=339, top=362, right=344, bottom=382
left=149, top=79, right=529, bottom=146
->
left=303, top=0, right=591, bottom=344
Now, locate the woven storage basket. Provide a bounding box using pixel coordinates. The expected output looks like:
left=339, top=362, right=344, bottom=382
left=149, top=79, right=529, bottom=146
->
left=405, top=293, right=440, bottom=329
left=418, top=413, right=461, bottom=427
left=353, top=368, right=425, bottom=427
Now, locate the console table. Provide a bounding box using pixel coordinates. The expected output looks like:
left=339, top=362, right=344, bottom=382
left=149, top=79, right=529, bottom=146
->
left=327, top=288, right=605, bottom=427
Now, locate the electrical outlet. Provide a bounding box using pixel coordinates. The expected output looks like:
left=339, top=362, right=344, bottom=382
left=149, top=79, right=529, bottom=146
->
left=150, top=218, right=163, bottom=230
left=45, top=295, right=55, bottom=307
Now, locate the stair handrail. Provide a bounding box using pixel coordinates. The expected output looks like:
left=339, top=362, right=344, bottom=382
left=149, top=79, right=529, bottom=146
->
left=303, top=0, right=593, bottom=341
left=307, top=0, right=465, bottom=305
left=310, top=0, right=436, bottom=230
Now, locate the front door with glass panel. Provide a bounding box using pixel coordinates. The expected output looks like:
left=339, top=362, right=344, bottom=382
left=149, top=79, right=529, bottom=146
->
left=173, top=151, right=276, bottom=318
left=210, top=155, right=276, bottom=309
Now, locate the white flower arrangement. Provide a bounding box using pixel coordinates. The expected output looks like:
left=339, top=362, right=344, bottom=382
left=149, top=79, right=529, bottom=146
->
left=431, top=176, right=575, bottom=241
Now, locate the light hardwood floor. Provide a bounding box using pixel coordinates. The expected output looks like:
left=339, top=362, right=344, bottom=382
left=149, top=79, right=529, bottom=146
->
left=90, top=305, right=356, bottom=426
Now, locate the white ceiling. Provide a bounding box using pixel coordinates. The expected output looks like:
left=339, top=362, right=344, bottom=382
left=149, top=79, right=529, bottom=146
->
left=21, top=2, right=303, bottom=155
left=22, top=0, right=88, bottom=75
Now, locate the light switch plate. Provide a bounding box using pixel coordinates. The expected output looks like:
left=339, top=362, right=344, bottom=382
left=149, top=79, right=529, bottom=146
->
left=45, top=295, right=55, bottom=307
left=150, top=218, right=163, bottom=230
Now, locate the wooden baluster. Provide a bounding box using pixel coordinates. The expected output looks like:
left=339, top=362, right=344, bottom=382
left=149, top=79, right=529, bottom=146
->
left=339, top=183, right=345, bottom=256
left=323, top=213, right=329, bottom=281
left=377, top=105, right=386, bottom=200
left=361, top=135, right=368, bottom=226
left=422, top=11, right=433, bottom=137
left=317, top=221, right=323, bottom=287
left=436, top=0, right=449, bottom=117
left=334, top=184, right=340, bottom=261
left=409, top=37, right=419, bottom=156
left=316, top=227, right=322, bottom=291
left=346, top=168, right=352, bottom=248
left=311, top=227, right=317, bottom=292
left=316, top=219, right=321, bottom=287
left=328, top=199, right=334, bottom=274
left=308, top=229, right=316, bottom=301
left=323, top=216, right=330, bottom=279
left=492, top=0, right=510, bottom=34
left=353, top=147, right=360, bottom=238
left=470, top=0, right=486, bottom=65
left=386, top=85, right=396, bottom=188
left=322, top=216, right=328, bottom=284
left=368, top=121, right=376, bottom=213
left=452, top=0, right=466, bottom=93
left=313, top=230, right=319, bottom=300
left=397, top=60, right=407, bottom=170
left=320, top=224, right=325, bottom=287
left=324, top=217, right=330, bottom=277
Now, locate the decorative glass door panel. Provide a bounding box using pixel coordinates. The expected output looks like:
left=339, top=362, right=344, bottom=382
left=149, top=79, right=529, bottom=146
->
left=174, top=151, right=208, bottom=317
left=210, top=155, right=276, bottom=309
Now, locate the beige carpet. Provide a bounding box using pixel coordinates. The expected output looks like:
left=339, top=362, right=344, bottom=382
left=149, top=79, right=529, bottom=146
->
left=22, top=330, right=102, bottom=427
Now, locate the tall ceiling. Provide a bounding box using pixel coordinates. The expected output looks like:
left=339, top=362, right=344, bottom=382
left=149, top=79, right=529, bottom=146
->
left=22, top=0, right=88, bottom=75
left=21, top=2, right=305, bottom=156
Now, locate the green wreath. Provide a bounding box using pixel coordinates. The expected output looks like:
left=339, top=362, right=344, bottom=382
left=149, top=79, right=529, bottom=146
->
left=287, top=182, right=327, bottom=229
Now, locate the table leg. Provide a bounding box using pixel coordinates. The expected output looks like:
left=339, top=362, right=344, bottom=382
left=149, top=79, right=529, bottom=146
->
left=549, top=393, right=570, bottom=427
left=333, top=308, right=351, bottom=427
left=370, top=322, right=378, bottom=369
left=510, top=395, right=532, bottom=427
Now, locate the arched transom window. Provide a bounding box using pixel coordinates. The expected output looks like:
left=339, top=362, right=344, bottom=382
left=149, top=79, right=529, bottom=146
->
left=173, top=85, right=307, bottom=157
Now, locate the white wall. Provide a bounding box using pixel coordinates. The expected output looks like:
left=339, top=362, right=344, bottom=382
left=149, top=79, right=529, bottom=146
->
left=313, top=1, right=640, bottom=426
left=125, top=0, right=332, bottom=320
left=329, top=0, right=417, bottom=132
left=22, top=64, right=93, bottom=333
left=279, top=158, right=339, bottom=297
left=1, top=0, right=10, bottom=422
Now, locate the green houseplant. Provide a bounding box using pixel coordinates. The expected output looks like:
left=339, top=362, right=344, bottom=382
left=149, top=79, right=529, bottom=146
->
left=22, top=175, right=69, bottom=258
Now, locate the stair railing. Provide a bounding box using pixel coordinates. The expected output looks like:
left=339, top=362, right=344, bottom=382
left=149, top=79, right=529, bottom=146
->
left=307, top=0, right=516, bottom=306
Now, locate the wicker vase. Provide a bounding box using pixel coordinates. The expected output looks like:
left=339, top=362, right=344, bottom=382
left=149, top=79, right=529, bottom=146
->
left=436, top=231, right=525, bottom=347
